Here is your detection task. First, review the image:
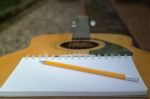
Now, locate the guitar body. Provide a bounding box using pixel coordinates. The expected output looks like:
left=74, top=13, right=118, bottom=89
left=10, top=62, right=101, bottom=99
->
left=0, top=33, right=150, bottom=97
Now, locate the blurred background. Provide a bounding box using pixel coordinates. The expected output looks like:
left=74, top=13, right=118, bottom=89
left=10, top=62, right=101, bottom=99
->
left=0, top=0, right=149, bottom=56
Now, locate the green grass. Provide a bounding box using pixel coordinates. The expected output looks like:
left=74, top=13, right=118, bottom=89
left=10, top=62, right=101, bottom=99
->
left=0, top=0, right=19, bottom=16
left=0, top=0, right=35, bottom=19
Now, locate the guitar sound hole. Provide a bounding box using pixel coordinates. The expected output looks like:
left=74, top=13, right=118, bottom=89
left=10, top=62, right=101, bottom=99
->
left=60, top=41, right=99, bottom=49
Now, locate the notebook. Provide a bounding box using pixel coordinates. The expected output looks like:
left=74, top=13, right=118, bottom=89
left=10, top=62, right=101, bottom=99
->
left=0, top=56, right=148, bottom=97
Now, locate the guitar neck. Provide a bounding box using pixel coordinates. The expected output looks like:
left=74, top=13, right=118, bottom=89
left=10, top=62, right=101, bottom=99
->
left=72, top=0, right=91, bottom=40
left=72, top=16, right=90, bottom=40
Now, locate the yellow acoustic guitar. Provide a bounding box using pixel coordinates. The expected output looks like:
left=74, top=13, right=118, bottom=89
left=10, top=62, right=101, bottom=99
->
left=0, top=15, right=150, bottom=98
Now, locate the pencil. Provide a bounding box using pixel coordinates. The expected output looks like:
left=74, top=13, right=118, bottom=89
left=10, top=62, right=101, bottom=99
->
left=40, top=60, right=138, bottom=82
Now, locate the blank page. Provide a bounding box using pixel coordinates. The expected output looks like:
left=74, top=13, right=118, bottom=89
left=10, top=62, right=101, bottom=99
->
left=0, top=56, right=147, bottom=96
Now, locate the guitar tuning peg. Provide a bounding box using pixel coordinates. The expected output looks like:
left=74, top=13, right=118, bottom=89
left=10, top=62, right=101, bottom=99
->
left=90, top=20, right=96, bottom=27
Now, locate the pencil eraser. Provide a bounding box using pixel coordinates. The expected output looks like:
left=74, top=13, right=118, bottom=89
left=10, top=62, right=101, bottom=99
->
left=125, top=75, right=139, bottom=82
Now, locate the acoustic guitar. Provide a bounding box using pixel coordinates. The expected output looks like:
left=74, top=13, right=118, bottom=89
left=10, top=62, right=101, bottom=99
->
left=0, top=15, right=150, bottom=96
left=0, top=0, right=150, bottom=98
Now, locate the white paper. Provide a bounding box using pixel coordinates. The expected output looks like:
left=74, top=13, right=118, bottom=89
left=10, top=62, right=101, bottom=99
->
left=0, top=56, right=147, bottom=96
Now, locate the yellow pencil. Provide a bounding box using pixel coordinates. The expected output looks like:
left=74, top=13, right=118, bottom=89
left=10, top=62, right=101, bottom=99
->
left=40, top=60, right=138, bottom=82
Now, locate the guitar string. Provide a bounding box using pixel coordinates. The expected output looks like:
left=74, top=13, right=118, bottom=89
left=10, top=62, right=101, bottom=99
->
left=67, top=0, right=86, bottom=56
left=71, top=27, right=76, bottom=55
left=67, top=21, right=75, bottom=55
left=73, top=0, right=85, bottom=57
left=67, top=33, right=72, bottom=55
left=74, top=34, right=78, bottom=56
left=72, top=19, right=79, bottom=56
left=76, top=37, right=79, bottom=56
left=67, top=28, right=75, bottom=55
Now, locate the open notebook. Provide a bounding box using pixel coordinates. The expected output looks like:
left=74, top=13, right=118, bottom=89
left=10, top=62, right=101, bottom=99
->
left=0, top=56, right=148, bottom=97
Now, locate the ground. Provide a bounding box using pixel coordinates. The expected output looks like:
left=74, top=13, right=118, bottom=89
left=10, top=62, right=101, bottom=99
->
left=0, top=0, right=81, bottom=56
